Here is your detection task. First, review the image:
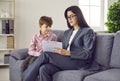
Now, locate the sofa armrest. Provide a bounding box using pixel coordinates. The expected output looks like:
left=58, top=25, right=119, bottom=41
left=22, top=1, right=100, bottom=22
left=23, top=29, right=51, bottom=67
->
left=10, top=48, right=28, bottom=60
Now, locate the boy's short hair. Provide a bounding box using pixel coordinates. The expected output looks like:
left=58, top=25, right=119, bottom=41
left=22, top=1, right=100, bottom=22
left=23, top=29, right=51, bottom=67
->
left=39, top=16, right=53, bottom=27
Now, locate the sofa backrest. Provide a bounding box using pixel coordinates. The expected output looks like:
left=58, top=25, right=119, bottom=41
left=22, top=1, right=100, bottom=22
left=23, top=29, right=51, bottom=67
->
left=110, top=31, right=120, bottom=68
left=93, top=33, right=114, bottom=68
left=52, top=30, right=65, bottom=42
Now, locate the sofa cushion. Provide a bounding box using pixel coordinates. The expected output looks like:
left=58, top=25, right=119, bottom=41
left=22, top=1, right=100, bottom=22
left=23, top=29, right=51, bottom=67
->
left=10, top=48, right=28, bottom=60
left=84, top=69, right=120, bottom=81
left=110, top=31, right=120, bottom=68
left=93, top=34, right=114, bottom=67
left=52, top=30, right=64, bottom=42
left=53, top=70, right=94, bottom=81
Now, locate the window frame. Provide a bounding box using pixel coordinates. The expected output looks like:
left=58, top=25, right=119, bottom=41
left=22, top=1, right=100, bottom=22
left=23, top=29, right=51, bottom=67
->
left=79, top=0, right=108, bottom=31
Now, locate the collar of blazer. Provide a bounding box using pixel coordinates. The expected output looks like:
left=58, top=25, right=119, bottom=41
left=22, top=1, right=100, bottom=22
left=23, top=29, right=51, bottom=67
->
left=65, top=28, right=82, bottom=47
left=70, top=28, right=82, bottom=44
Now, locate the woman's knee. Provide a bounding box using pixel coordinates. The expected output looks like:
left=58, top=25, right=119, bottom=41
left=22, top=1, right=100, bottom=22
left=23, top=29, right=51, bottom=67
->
left=39, top=64, right=60, bottom=75
left=38, top=52, right=54, bottom=60
left=39, top=64, right=52, bottom=74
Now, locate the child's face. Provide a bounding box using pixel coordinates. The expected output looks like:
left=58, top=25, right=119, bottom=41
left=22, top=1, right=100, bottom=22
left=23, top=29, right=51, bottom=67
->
left=40, top=24, right=51, bottom=35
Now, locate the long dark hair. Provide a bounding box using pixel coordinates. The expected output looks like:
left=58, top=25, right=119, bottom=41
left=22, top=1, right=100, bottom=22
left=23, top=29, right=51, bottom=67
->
left=64, top=5, right=90, bottom=29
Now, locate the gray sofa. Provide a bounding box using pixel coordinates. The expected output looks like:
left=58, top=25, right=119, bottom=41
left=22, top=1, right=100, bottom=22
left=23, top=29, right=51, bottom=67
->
left=9, top=30, right=120, bottom=81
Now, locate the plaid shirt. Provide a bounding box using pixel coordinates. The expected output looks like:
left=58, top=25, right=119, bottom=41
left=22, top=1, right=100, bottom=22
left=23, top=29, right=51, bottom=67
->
left=28, top=32, right=57, bottom=56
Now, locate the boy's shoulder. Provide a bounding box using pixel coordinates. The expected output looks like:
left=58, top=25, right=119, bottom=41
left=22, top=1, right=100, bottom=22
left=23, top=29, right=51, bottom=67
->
left=35, top=32, right=40, bottom=36
left=32, top=32, right=40, bottom=38
left=33, top=32, right=57, bottom=38
left=49, top=31, right=57, bottom=37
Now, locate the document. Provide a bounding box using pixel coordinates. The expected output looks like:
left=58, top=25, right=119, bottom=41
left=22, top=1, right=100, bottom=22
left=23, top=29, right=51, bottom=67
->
left=42, top=41, right=62, bottom=52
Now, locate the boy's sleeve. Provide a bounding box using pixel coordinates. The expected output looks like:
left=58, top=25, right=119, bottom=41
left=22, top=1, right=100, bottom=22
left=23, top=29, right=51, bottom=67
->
left=28, top=35, right=41, bottom=56
left=52, top=34, right=58, bottom=41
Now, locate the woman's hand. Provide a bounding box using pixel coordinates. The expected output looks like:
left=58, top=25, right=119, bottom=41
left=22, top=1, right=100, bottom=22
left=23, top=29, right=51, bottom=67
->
left=54, top=47, right=70, bottom=56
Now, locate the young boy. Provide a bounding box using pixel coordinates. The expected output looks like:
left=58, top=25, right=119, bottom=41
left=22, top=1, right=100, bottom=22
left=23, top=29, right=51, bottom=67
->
left=21, top=16, right=57, bottom=72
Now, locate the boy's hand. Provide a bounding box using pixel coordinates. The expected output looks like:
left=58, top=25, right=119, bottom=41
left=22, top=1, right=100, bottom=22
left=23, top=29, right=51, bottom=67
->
left=54, top=48, right=70, bottom=56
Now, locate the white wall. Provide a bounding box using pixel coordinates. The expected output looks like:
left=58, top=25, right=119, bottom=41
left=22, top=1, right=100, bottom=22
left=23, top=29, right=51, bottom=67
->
left=15, top=0, right=78, bottom=49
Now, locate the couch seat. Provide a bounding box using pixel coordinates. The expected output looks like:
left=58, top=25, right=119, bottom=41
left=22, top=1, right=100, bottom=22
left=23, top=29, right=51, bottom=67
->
left=84, top=69, right=120, bottom=81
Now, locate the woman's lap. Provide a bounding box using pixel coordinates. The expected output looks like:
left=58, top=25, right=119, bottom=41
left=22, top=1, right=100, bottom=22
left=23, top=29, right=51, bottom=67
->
left=23, top=51, right=85, bottom=81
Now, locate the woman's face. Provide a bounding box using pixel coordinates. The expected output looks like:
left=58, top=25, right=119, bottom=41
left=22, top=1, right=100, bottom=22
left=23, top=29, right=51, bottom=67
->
left=67, top=11, right=78, bottom=27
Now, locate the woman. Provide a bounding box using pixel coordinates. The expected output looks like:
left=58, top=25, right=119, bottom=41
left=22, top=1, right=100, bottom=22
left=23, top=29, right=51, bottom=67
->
left=23, top=5, right=96, bottom=81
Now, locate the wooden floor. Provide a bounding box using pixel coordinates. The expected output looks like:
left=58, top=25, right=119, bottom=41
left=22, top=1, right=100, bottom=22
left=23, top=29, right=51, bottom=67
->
left=0, top=66, right=9, bottom=81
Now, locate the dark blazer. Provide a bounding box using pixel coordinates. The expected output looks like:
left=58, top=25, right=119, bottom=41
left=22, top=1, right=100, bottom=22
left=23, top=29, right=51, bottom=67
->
left=62, top=27, right=96, bottom=60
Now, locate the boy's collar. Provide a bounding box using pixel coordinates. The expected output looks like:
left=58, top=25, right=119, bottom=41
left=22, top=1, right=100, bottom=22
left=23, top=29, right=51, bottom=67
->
left=38, top=31, right=51, bottom=37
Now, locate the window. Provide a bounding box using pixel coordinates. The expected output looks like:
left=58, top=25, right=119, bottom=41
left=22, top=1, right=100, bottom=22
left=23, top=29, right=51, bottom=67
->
left=79, top=0, right=108, bottom=31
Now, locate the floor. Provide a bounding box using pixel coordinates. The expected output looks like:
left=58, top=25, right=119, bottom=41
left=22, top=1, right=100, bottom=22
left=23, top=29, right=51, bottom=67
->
left=0, top=66, right=9, bottom=81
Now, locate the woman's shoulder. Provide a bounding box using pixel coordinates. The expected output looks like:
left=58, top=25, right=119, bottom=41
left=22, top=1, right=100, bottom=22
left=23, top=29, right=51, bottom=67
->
left=82, top=27, right=93, bottom=30
left=64, top=28, right=72, bottom=33
left=65, top=28, right=71, bottom=31
left=82, top=27, right=94, bottom=33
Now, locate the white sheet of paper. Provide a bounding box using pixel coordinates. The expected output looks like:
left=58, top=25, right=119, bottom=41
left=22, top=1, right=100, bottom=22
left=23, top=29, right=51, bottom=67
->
left=42, top=41, right=62, bottom=52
